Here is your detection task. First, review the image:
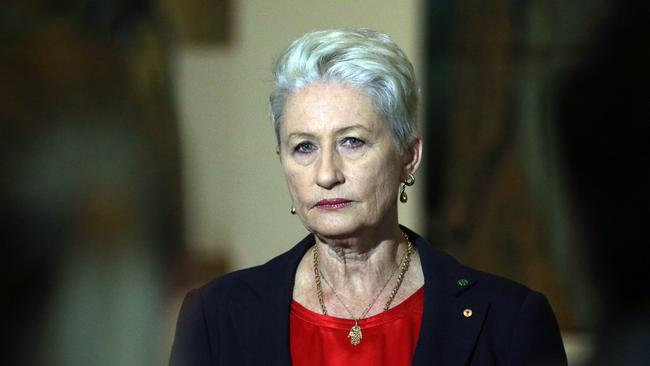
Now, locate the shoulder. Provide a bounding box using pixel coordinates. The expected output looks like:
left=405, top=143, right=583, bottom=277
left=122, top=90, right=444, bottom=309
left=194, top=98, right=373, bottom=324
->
left=409, top=228, right=566, bottom=364
left=195, top=232, right=314, bottom=305
left=466, top=266, right=538, bottom=308
left=169, top=233, right=314, bottom=365
left=408, top=225, right=539, bottom=308
left=425, top=239, right=554, bottom=319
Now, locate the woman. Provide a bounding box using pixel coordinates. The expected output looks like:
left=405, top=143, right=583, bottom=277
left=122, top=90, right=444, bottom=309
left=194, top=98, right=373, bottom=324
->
left=169, top=29, right=567, bottom=366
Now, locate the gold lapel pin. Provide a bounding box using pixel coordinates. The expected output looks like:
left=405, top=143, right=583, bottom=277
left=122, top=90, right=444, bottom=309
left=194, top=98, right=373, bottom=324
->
left=463, top=308, right=473, bottom=318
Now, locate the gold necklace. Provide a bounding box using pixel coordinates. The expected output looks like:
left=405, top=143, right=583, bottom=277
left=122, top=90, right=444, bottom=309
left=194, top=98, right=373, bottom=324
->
left=312, top=231, right=414, bottom=346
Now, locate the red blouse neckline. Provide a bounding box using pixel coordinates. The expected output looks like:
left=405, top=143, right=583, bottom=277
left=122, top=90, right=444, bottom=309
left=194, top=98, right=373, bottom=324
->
left=290, top=286, right=424, bottom=330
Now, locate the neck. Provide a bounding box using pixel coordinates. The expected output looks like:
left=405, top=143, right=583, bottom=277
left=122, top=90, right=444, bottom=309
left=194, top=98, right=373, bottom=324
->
left=314, top=224, right=406, bottom=295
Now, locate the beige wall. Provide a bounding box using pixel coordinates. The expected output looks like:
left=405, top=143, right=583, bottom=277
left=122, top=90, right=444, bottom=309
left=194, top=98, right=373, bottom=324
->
left=173, top=0, right=424, bottom=270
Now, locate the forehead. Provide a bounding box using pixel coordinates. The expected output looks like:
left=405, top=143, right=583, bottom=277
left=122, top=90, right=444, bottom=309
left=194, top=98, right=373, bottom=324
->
left=281, top=83, right=385, bottom=135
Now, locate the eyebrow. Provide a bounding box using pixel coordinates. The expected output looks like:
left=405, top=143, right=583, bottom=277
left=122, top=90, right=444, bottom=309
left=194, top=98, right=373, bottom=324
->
left=286, top=124, right=373, bottom=140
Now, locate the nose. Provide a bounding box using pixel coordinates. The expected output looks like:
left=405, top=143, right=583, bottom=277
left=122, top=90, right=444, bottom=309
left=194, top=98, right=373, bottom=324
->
left=315, top=146, right=345, bottom=189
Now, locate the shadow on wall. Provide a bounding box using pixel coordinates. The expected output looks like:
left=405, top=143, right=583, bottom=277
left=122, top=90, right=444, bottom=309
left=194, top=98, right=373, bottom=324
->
left=423, top=0, right=649, bottom=363
left=423, top=0, right=648, bottom=336
left=555, top=0, right=650, bottom=364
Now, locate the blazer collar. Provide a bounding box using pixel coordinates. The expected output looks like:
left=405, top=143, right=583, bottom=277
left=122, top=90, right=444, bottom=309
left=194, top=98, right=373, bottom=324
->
left=230, top=227, right=487, bottom=365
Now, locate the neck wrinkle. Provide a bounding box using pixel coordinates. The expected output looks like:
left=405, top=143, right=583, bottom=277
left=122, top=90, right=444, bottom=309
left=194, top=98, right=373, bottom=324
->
left=314, top=226, right=406, bottom=296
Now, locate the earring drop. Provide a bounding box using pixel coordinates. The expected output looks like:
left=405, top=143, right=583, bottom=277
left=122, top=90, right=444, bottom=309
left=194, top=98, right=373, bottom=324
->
left=400, top=184, right=408, bottom=203
left=290, top=206, right=296, bottom=215
left=399, top=173, right=415, bottom=203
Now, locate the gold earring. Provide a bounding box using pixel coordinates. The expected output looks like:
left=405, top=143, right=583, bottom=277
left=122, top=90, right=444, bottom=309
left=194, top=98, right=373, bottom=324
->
left=405, top=173, right=415, bottom=186
left=290, top=206, right=296, bottom=215
left=399, top=173, right=415, bottom=203
left=400, top=184, right=408, bottom=203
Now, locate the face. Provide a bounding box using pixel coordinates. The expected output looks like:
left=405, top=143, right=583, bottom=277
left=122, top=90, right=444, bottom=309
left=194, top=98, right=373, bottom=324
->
left=279, top=83, right=412, bottom=238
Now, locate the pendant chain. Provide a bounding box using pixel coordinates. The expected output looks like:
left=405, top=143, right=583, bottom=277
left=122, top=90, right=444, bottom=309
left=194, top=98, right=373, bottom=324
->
left=312, top=231, right=414, bottom=344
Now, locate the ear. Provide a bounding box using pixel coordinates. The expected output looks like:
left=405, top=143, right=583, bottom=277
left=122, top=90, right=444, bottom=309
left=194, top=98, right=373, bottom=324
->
left=402, top=137, right=422, bottom=179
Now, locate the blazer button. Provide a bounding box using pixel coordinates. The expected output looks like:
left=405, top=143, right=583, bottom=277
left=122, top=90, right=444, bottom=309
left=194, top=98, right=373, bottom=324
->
left=463, top=309, right=473, bottom=318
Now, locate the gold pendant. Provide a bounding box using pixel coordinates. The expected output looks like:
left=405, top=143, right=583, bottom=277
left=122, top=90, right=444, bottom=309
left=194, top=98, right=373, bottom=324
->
left=348, top=320, right=362, bottom=345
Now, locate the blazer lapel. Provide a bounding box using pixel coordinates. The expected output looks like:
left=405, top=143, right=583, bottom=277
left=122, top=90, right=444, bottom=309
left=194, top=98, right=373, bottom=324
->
left=407, top=228, right=489, bottom=366
left=228, top=234, right=315, bottom=365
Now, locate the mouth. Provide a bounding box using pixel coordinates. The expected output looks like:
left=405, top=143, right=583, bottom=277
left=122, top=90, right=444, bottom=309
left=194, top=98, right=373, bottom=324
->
left=314, top=198, right=353, bottom=210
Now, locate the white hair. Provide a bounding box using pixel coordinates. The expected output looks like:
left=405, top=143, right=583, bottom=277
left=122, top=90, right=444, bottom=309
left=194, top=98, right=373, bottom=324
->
left=269, top=28, right=419, bottom=155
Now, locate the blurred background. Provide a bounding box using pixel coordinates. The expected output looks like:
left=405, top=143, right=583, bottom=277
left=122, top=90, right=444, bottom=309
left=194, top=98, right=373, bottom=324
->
left=2, top=0, right=648, bottom=365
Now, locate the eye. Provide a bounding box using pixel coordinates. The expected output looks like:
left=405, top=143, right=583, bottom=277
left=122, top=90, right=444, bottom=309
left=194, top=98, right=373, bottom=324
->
left=294, top=141, right=317, bottom=154
left=341, top=137, right=365, bottom=149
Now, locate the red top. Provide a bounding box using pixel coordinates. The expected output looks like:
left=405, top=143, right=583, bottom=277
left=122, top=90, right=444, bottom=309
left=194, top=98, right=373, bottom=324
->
left=290, top=287, right=424, bottom=366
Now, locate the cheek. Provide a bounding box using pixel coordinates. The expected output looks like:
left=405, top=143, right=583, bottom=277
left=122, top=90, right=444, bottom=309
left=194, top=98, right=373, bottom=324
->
left=377, top=173, right=401, bottom=204
left=355, top=138, right=403, bottom=189
left=282, top=164, right=310, bottom=199
left=352, top=160, right=401, bottom=202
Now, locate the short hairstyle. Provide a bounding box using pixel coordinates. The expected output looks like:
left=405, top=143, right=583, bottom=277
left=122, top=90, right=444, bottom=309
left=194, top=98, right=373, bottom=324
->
left=269, top=28, right=419, bottom=155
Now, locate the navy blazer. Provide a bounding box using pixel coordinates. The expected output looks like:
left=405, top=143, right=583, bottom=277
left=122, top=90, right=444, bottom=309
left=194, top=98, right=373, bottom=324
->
left=169, top=227, right=567, bottom=365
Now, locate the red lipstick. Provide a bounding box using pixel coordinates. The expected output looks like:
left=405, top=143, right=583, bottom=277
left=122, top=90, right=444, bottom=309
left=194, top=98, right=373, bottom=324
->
left=314, top=198, right=352, bottom=210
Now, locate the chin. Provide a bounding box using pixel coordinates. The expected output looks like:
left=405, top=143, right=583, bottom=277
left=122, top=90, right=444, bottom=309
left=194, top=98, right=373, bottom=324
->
left=306, top=219, right=361, bottom=239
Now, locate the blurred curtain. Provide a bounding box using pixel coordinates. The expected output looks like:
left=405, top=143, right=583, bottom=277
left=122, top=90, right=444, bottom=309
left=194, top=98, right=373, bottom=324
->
left=1, top=1, right=182, bottom=364
left=422, top=0, right=613, bottom=330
